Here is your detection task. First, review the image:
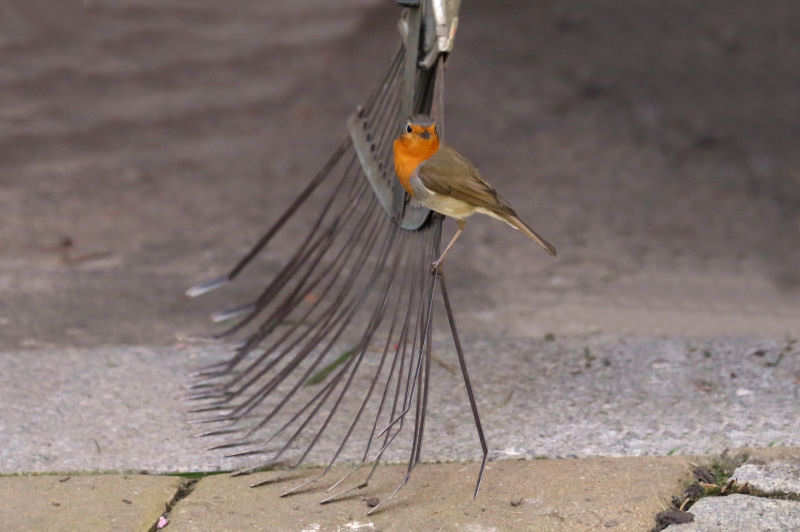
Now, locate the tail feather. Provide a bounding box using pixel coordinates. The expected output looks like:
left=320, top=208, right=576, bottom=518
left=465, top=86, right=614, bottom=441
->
left=505, top=214, right=557, bottom=257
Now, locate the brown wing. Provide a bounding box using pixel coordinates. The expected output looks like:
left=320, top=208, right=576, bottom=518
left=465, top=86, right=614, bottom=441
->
left=418, top=146, right=557, bottom=256
left=415, top=145, right=515, bottom=217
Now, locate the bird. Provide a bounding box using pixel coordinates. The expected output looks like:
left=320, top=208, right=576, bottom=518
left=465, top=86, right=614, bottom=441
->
left=393, top=115, right=557, bottom=269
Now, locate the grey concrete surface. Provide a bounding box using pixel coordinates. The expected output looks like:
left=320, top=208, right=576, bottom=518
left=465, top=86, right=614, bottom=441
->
left=1, top=0, right=799, bottom=350
left=1, top=337, right=797, bottom=473
left=733, top=462, right=800, bottom=496
left=168, top=457, right=693, bottom=532
left=663, top=494, right=800, bottom=532
left=0, top=474, right=182, bottom=532
left=2, top=0, right=800, bottom=530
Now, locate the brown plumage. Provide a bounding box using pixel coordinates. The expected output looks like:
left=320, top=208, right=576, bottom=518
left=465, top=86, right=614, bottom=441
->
left=393, top=117, right=556, bottom=268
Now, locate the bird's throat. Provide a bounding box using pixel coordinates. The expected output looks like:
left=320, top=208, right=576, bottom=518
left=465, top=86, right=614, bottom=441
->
left=393, top=138, right=439, bottom=197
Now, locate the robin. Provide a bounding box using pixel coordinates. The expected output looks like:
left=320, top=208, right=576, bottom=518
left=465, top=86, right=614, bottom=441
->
left=393, top=115, right=557, bottom=269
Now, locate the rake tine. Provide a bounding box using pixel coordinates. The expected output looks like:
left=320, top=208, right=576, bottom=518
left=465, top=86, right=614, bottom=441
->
left=186, top=275, right=229, bottom=298
left=224, top=448, right=271, bottom=459
left=226, top=216, right=388, bottom=424
left=184, top=16, right=483, bottom=510
left=285, top=227, right=405, bottom=474
left=279, top=474, right=325, bottom=498
left=226, top=206, right=390, bottom=424
left=218, top=184, right=381, bottom=398
left=230, top=459, right=285, bottom=477
left=193, top=427, right=242, bottom=439
left=439, top=269, right=488, bottom=498
left=225, top=137, right=351, bottom=282
left=208, top=440, right=259, bottom=451
left=366, top=472, right=410, bottom=516
left=211, top=303, right=258, bottom=323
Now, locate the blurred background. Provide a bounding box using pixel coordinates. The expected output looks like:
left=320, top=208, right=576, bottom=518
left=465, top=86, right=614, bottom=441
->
left=1, top=0, right=799, bottom=474
left=2, top=0, right=798, bottom=349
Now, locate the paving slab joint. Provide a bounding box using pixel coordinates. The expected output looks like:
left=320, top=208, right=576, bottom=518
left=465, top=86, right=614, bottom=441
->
left=651, top=449, right=800, bottom=532
left=651, top=451, right=748, bottom=532
left=148, top=477, right=199, bottom=532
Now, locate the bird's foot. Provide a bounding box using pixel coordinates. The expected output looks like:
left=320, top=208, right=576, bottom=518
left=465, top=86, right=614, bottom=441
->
left=430, top=260, right=442, bottom=273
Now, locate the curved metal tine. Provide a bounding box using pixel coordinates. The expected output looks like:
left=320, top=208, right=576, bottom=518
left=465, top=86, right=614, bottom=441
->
left=226, top=191, right=387, bottom=407
left=199, top=183, right=371, bottom=399
left=261, top=222, right=399, bottom=468
left=247, top=219, right=400, bottom=477
left=367, top=65, right=401, bottom=149
left=204, top=50, right=400, bottom=329
left=374, top=74, right=403, bottom=161
left=231, top=461, right=287, bottom=478
left=208, top=438, right=264, bottom=452
left=201, top=221, right=387, bottom=433
left=379, top=238, right=423, bottom=448
left=366, top=307, right=436, bottom=516
left=322, top=228, right=431, bottom=505
left=316, top=236, right=412, bottom=504
left=377, top=96, right=403, bottom=172
left=319, top=236, right=421, bottom=504
left=318, top=466, right=362, bottom=504
left=412, top=220, right=442, bottom=466
left=248, top=467, right=303, bottom=488
left=361, top=392, right=429, bottom=516
left=184, top=136, right=351, bottom=300
left=372, top=226, right=440, bottom=515
left=275, top=336, right=373, bottom=498
left=212, top=223, right=345, bottom=395
left=188, top=380, right=221, bottom=390
left=364, top=253, right=418, bottom=453
left=320, top=398, right=409, bottom=505
left=186, top=389, right=233, bottom=403
left=221, top=208, right=390, bottom=425
left=328, top=240, right=432, bottom=508
left=212, top=154, right=363, bottom=342
left=213, top=179, right=379, bottom=396
left=211, top=302, right=258, bottom=324
left=185, top=275, right=229, bottom=298
left=374, top=229, right=437, bottom=441
left=190, top=359, right=234, bottom=378
left=362, top=58, right=403, bottom=165
left=215, top=153, right=366, bottom=344
left=224, top=136, right=352, bottom=282
left=366, top=64, right=403, bottom=184
left=210, top=162, right=369, bottom=385
left=194, top=426, right=244, bottom=439
left=280, top=231, right=407, bottom=499
left=363, top=47, right=403, bottom=120
left=439, top=270, right=488, bottom=498
left=366, top=470, right=411, bottom=516
left=186, top=382, right=229, bottom=401
left=274, top=295, right=409, bottom=503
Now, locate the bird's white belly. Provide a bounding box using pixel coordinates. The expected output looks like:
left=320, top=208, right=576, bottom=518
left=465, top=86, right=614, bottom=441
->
left=422, top=191, right=478, bottom=219
left=409, top=177, right=477, bottom=220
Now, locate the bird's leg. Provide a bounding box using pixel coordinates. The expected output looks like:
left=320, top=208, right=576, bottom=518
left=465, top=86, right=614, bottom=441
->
left=431, top=219, right=465, bottom=271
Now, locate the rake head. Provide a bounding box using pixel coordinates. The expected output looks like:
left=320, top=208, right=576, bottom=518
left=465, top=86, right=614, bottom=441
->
left=186, top=0, right=486, bottom=511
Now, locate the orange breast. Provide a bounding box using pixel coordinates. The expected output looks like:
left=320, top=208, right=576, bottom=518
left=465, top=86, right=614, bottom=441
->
left=393, top=139, right=438, bottom=197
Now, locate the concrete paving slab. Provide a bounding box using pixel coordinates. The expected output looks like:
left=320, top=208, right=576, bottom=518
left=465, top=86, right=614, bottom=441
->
left=663, top=494, right=800, bottom=532
left=0, top=474, right=183, bottom=532
left=168, top=457, right=693, bottom=532
left=2, top=0, right=800, bottom=352
left=1, top=337, right=797, bottom=473
left=733, top=461, right=800, bottom=496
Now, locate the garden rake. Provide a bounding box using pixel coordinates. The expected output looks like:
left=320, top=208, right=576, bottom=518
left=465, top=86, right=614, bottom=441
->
left=185, top=0, right=484, bottom=512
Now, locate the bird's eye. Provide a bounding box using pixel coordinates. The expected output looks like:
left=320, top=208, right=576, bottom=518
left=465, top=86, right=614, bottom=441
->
left=406, top=124, right=413, bottom=133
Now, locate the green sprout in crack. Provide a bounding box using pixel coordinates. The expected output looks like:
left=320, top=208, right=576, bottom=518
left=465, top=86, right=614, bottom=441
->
left=305, top=347, right=358, bottom=386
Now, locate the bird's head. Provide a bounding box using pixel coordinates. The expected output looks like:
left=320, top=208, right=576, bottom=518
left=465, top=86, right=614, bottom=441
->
left=396, top=115, right=440, bottom=154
